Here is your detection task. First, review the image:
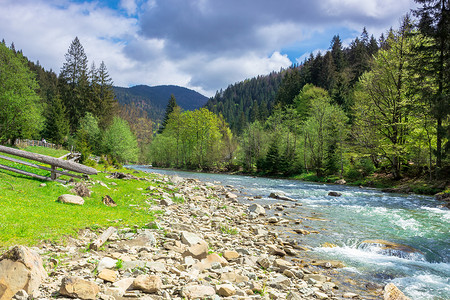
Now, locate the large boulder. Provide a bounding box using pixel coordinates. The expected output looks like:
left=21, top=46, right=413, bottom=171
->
left=57, top=194, right=84, bottom=205
left=359, top=240, right=423, bottom=259
left=0, top=245, right=47, bottom=299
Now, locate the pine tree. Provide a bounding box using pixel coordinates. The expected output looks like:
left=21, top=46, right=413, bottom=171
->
left=158, top=94, right=178, bottom=134
left=43, top=94, right=69, bottom=145
left=58, top=37, right=90, bottom=132
left=413, top=0, right=450, bottom=170
left=97, top=61, right=117, bottom=128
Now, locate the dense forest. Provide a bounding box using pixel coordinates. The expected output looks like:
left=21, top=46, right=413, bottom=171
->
left=153, top=5, right=450, bottom=184
left=1, top=0, right=449, bottom=188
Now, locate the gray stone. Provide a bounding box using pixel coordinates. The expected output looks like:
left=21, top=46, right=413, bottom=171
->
left=180, top=231, right=203, bottom=247
left=57, top=194, right=84, bottom=205
left=182, top=285, right=215, bottom=299
left=247, top=204, right=266, bottom=216
left=97, top=257, right=117, bottom=272
left=328, top=191, right=342, bottom=197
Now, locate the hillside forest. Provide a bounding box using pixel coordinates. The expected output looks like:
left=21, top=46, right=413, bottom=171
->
left=0, top=2, right=449, bottom=187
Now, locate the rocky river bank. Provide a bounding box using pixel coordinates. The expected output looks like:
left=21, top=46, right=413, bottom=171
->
left=0, top=171, right=411, bottom=300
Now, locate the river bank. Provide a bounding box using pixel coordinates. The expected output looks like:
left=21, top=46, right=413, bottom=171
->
left=1, top=169, right=410, bottom=300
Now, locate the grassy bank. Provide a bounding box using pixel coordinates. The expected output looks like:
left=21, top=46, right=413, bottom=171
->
left=0, top=146, right=164, bottom=250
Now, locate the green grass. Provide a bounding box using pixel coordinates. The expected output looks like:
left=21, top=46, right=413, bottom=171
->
left=0, top=147, right=162, bottom=250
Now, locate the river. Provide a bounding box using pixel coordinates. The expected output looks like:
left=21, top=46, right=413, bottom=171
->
left=130, top=166, right=449, bottom=300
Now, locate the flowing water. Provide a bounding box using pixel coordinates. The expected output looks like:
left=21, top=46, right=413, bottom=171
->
left=131, top=166, right=450, bottom=299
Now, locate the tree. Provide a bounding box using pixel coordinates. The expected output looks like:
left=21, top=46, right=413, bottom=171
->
left=102, top=117, right=139, bottom=162
left=59, top=37, right=90, bottom=132
left=0, top=43, right=43, bottom=143
left=43, top=94, right=69, bottom=145
left=158, top=94, right=178, bottom=134
left=353, top=19, right=416, bottom=178
left=413, top=0, right=450, bottom=171
left=302, top=87, right=348, bottom=177
left=96, top=61, right=117, bottom=128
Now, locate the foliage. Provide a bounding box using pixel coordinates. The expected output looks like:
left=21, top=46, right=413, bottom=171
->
left=150, top=108, right=235, bottom=170
left=0, top=43, right=43, bottom=143
left=102, top=117, right=139, bottom=163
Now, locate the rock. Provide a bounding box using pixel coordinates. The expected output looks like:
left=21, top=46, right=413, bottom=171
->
left=359, top=240, right=423, bottom=259
left=97, top=257, right=117, bottom=272
left=267, top=244, right=286, bottom=256
left=133, top=275, right=162, bottom=294
left=39, top=183, right=46, bottom=187
left=195, top=253, right=228, bottom=270
left=160, top=197, right=174, bottom=206
left=182, top=285, right=215, bottom=299
left=12, top=290, right=28, bottom=300
left=287, top=291, right=304, bottom=300
left=247, top=204, right=266, bottom=216
left=183, top=241, right=209, bottom=260
left=59, top=276, right=100, bottom=300
left=98, top=269, right=117, bottom=282
left=343, top=292, right=359, bottom=298
left=220, top=272, right=249, bottom=284
left=294, top=229, right=310, bottom=235
left=267, top=216, right=279, bottom=223
left=273, top=258, right=293, bottom=271
left=57, top=194, right=84, bottom=205
left=335, top=179, right=346, bottom=185
left=304, top=274, right=327, bottom=283
left=112, top=278, right=134, bottom=294
left=257, top=257, right=271, bottom=269
left=314, top=291, right=329, bottom=299
left=226, top=192, right=238, bottom=199
left=328, top=191, right=342, bottom=197
left=384, top=283, right=411, bottom=300
left=71, top=182, right=91, bottom=197
left=217, top=284, right=236, bottom=297
left=102, top=195, right=117, bottom=207
left=269, top=192, right=296, bottom=202
left=0, top=245, right=47, bottom=299
left=223, top=250, right=240, bottom=260
left=181, top=231, right=203, bottom=246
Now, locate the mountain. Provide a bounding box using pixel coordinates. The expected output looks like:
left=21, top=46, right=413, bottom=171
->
left=114, top=85, right=209, bottom=122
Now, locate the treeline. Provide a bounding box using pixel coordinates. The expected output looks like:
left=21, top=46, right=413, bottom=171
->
left=152, top=2, right=449, bottom=182
left=0, top=37, right=150, bottom=164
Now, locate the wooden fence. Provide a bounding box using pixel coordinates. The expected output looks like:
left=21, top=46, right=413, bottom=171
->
left=0, top=145, right=97, bottom=183
left=14, top=139, right=62, bottom=149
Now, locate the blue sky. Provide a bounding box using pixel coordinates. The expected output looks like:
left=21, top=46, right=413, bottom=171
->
left=1, top=0, right=417, bottom=96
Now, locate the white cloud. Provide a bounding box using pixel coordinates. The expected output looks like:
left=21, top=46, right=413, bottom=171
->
left=120, top=0, right=138, bottom=15
left=0, top=0, right=416, bottom=97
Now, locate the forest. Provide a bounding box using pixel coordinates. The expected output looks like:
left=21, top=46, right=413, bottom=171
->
left=0, top=1, right=449, bottom=188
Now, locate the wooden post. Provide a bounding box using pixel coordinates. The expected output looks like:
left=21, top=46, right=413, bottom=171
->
left=51, top=165, right=56, bottom=180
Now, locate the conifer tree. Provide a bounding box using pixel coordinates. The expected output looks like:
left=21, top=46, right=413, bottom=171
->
left=43, top=94, right=69, bottom=145
left=97, top=61, right=117, bottom=128
left=413, top=0, right=450, bottom=170
left=58, top=37, right=90, bottom=132
left=158, top=94, right=178, bottom=134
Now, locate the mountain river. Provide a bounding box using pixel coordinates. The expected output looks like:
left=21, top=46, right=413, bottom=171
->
left=130, top=166, right=449, bottom=299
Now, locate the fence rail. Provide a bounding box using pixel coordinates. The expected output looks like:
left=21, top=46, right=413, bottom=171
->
left=14, top=139, right=62, bottom=149
left=0, top=145, right=97, bottom=183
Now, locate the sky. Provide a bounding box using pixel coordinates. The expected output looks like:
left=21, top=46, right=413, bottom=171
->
left=1, top=0, right=418, bottom=97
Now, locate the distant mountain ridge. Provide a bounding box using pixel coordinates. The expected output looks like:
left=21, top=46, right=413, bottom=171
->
left=114, top=85, right=209, bottom=122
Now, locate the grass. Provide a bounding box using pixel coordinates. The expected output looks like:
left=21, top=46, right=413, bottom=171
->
left=0, top=146, right=163, bottom=250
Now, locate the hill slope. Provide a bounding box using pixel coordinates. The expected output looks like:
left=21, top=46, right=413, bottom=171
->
left=114, top=85, right=209, bottom=122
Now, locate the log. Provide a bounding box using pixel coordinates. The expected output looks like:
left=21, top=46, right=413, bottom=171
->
left=89, top=227, right=117, bottom=251
left=0, top=164, right=66, bottom=183
left=0, top=154, right=84, bottom=179
left=0, top=145, right=97, bottom=175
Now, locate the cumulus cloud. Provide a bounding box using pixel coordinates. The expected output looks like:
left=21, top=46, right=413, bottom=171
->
left=0, top=0, right=417, bottom=96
